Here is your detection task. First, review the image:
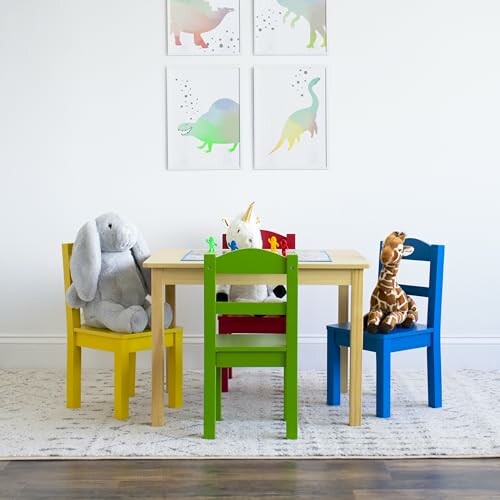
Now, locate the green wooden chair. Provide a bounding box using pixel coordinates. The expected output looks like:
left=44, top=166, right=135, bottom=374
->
left=204, top=248, right=299, bottom=439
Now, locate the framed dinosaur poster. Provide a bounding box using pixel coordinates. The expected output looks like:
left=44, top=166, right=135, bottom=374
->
left=253, top=66, right=327, bottom=170
left=167, top=0, right=240, bottom=55
left=166, top=67, right=240, bottom=170
left=254, top=0, right=327, bottom=55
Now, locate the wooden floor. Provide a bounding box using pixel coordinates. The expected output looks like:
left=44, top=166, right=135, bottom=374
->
left=1, top=459, right=499, bottom=499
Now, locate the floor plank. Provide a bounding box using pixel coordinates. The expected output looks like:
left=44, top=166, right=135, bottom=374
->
left=0, top=459, right=499, bottom=499
left=354, top=490, right=500, bottom=500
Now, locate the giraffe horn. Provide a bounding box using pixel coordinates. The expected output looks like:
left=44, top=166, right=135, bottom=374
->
left=241, top=202, right=255, bottom=223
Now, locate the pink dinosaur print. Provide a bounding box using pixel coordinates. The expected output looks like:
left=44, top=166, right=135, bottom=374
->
left=170, top=0, right=234, bottom=49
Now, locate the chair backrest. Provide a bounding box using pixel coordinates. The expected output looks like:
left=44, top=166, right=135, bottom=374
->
left=222, top=230, right=296, bottom=250
left=377, top=238, right=445, bottom=330
left=204, top=248, right=298, bottom=342
left=62, top=243, right=82, bottom=330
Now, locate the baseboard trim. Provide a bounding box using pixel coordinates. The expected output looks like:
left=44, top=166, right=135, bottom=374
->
left=1, top=333, right=499, bottom=369
left=1, top=334, right=499, bottom=345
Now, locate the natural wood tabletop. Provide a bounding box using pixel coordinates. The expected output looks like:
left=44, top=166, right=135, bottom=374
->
left=144, top=249, right=370, bottom=270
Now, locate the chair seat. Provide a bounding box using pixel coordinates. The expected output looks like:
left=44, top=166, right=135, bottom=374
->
left=75, top=325, right=154, bottom=339
left=216, top=333, right=287, bottom=352
left=74, top=325, right=180, bottom=351
left=327, top=322, right=433, bottom=353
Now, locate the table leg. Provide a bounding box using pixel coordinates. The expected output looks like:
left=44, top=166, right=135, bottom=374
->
left=349, top=270, right=363, bottom=426
left=338, top=285, right=349, bottom=394
left=151, top=269, right=165, bottom=426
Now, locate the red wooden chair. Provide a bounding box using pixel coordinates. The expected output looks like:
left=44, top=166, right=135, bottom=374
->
left=219, top=230, right=296, bottom=391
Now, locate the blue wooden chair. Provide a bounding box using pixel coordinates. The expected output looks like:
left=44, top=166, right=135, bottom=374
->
left=326, top=238, right=445, bottom=418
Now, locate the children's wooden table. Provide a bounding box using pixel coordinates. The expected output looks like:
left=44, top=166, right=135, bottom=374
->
left=144, top=249, right=370, bottom=428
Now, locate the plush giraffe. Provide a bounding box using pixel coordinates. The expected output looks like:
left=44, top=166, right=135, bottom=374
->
left=367, top=231, right=418, bottom=333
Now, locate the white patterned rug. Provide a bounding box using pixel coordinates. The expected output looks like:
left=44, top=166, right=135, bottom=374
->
left=0, top=369, right=499, bottom=459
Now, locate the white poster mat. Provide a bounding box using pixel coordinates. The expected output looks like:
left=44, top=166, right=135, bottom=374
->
left=167, top=0, right=240, bottom=55
left=254, top=0, right=327, bottom=55
left=254, top=66, right=327, bottom=170
left=167, top=67, right=240, bottom=170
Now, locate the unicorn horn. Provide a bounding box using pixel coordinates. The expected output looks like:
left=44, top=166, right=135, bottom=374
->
left=241, top=202, right=255, bottom=222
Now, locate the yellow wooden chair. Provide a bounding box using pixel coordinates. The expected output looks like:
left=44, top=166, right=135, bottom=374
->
left=62, top=243, right=183, bottom=420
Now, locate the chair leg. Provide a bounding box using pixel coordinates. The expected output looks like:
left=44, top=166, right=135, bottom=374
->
left=114, top=350, right=130, bottom=420
left=165, top=347, right=168, bottom=394
left=221, top=332, right=232, bottom=391
left=167, top=329, right=183, bottom=409
left=284, top=365, right=298, bottom=439
left=204, top=363, right=216, bottom=439
left=283, top=368, right=288, bottom=422
left=340, top=346, right=349, bottom=394
left=67, top=343, right=82, bottom=408
left=221, top=368, right=229, bottom=392
left=128, top=352, right=136, bottom=397
left=327, top=331, right=341, bottom=405
left=216, top=368, right=222, bottom=421
left=228, top=334, right=233, bottom=379
left=427, top=342, right=442, bottom=408
left=376, top=347, right=391, bottom=418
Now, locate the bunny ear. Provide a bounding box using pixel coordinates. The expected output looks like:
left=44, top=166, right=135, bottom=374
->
left=70, top=220, right=101, bottom=302
left=131, top=228, right=151, bottom=294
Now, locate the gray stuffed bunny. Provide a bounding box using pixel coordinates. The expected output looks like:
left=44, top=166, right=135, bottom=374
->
left=66, top=212, right=173, bottom=333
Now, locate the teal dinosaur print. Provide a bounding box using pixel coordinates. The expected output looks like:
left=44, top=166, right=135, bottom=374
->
left=270, top=77, right=320, bottom=154
left=277, top=0, right=326, bottom=49
left=178, top=98, right=239, bottom=153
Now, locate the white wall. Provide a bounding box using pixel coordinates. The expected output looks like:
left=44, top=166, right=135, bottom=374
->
left=1, top=0, right=499, bottom=369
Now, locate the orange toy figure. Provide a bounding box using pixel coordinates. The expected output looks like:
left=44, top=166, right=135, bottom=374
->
left=268, top=236, right=279, bottom=251
left=280, top=238, right=289, bottom=256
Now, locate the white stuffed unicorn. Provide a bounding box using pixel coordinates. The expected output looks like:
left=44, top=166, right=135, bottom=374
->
left=217, top=202, right=287, bottom=302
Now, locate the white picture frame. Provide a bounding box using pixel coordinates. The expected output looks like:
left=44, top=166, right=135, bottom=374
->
left=253, top=65, right=327, bottom=170
left=167, top=67, right=240, bottom=170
